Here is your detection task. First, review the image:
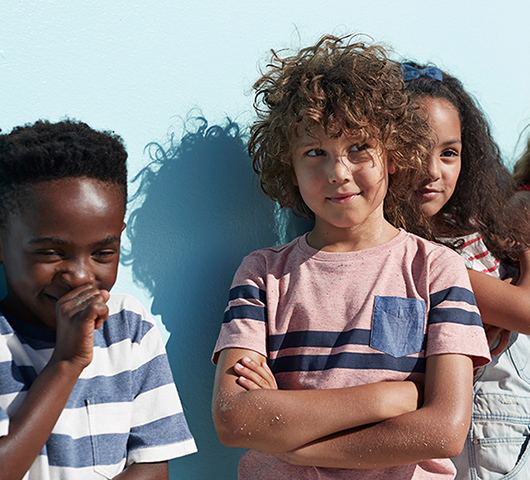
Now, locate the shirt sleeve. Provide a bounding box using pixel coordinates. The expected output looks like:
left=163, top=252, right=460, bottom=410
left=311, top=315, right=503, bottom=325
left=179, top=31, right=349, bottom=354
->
left=425, top=248, right=491, bottom=368
left=0, top=406, right=8, bottom=437
left=212, top=252, right=269, bottom=364
left=120, top=296, right=197, bottom=465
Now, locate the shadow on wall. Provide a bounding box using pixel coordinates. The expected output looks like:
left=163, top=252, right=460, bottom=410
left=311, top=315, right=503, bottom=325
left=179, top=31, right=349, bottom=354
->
left=123, top=116, right=311, bottom=479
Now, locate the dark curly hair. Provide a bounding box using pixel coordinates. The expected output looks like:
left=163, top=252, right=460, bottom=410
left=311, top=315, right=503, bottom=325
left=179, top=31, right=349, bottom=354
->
left=403, top=62, right=529, bottom=261
left=513, top=127, right=530, bottom=187
left=0, top=119, right=128, bottom=227
left=248, top=35, right=432, bottom=231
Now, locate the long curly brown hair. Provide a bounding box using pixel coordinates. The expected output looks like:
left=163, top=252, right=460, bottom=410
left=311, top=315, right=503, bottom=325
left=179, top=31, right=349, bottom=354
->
left=513, top=128, right=530, bottom=187
left=403, top=62, right=530, bottom=261
left=248, top=35, right=432, bottom=232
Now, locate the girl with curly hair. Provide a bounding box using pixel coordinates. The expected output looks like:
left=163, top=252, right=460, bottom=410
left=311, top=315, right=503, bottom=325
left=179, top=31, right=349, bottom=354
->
left=403, top=62, right=530, bottom=480
left=212, top=35, right=490, bottom=479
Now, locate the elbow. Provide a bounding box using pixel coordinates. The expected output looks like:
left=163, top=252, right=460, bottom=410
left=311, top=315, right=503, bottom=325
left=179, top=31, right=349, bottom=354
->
left=212, top=405, right=244, bottom=448
left=431, top=418, right=469, bottom=458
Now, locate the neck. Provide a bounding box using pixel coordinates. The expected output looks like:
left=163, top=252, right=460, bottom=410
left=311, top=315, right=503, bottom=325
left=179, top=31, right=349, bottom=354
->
left=308, top=219, right=399, bottom=252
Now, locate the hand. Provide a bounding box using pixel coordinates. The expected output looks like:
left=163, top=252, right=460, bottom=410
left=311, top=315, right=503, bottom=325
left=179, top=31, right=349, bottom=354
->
left=52, top=285, right=110, bottom=369
left=234, top=356, right=278, bottom=391
left=484, top=324, right=512, bottom=356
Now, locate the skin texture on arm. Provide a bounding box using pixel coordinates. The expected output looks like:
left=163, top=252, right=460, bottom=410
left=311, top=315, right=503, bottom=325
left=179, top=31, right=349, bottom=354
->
left=0, top=286, right=110, bottom=480
left=112, top=461, right=168, bottom=479
left=212, top=348, right=420, bottom=454
left=277, top=353, right=473, bottom=469
left=468, top=249, right=530, bottom=334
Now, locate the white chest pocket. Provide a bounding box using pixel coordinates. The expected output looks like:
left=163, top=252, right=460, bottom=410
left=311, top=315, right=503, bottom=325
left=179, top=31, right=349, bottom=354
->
left=86, top=398, right=132, bottom=478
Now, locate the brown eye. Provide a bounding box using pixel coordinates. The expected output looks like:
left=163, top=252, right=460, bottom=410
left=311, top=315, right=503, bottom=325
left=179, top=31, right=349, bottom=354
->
left=351, top=144, right=368, bottom=152
left=307, top=148, right=325, bottom=157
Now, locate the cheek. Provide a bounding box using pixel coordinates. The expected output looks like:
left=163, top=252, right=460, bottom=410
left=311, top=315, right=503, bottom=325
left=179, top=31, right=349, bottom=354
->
left=98, top=262, right=120, bottom=289
left=447, top=164, right=462, bottom=193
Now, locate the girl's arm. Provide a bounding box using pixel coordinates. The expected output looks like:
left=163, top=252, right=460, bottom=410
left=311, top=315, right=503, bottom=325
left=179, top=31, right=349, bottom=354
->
left=467, top=249, right=530, bottom=333
left=277, top=353, right=472, bottom=469
left=212, top=348, right=420, bottom=454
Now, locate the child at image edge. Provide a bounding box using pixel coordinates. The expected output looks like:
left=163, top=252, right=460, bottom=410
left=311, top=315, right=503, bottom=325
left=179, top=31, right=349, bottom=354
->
left=0, top=120, right=196, bottom=480
left=212, top=36, right=491, bottom=479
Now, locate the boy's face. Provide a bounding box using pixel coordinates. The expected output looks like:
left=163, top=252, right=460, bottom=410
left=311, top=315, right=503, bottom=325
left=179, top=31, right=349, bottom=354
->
left=0, top=177, right=125, bottom=329
left=291, top=125, right=394, bottom=245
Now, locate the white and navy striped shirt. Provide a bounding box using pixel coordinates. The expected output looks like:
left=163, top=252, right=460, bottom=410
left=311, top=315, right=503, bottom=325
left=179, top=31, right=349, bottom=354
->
left=0, top=293, right=196, bottom=479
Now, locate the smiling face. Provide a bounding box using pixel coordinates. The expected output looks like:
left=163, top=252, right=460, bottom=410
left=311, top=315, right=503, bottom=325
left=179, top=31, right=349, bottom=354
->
left=416, top=97, right=462, bottom=221
left=291, top=125, right=396, bottom=251
left=0, top=177, right=125, bottom=329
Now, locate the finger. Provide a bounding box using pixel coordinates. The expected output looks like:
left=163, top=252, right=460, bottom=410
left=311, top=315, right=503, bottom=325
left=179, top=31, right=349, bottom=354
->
left=485, top=326, right=501, bottom=348
left=99, top=289, right=111, bottom=303
left=58, top=287, right=107, bottom=320
left=260, top=361, right=278, bottom=388
left=240, top=356, right=277, bottom=387
left=233, top=362, right=268, bottom=388
left=490, top=330, right=512, bottom=357
left=75, top=301, right=109, bottom=325
left=237, top=375, right=263, bottom=391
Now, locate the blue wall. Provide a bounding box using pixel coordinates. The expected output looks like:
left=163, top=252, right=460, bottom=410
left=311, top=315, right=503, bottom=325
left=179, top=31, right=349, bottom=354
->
left=2, top=1, right=530, bottom=478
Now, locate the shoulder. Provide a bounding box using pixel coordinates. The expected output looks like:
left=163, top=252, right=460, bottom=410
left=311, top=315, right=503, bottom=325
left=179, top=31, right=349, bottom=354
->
left=235, top=236, right=306, bottom=275
left=107, top=293, right=153, bottom=321
left=100, top=293, right=158, bottom=346
left=401, top=230, right=465, bottom=263
left=243, top=235, right=304, bottom=260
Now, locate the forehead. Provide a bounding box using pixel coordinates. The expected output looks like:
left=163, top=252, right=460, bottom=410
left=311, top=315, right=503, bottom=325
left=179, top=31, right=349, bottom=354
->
left=421, top=97, right=461, bottom=137
left=5, top=178, right=125, bottom=234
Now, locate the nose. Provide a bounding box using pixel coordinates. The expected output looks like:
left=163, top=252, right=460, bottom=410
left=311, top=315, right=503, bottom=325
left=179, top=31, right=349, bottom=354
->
left=59, top=258, right=96, bottom=289
left=427, top=155, right=441, bottom=181
left=328, top=154, right=352, bottom=184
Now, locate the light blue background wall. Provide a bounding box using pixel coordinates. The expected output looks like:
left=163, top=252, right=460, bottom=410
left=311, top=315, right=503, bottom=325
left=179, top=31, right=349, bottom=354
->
left=2, top=1, right=529, bottom=478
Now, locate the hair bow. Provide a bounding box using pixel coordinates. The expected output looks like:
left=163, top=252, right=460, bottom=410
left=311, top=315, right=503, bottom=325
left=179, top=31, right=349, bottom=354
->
left=402, top=64, right=443, bottom=82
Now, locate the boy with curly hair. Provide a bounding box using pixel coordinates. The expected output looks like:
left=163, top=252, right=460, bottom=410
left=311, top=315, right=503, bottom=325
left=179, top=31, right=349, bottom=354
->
left=0, top=120, right=196, bottom=479
left=212, top=36, right=490, bottom=479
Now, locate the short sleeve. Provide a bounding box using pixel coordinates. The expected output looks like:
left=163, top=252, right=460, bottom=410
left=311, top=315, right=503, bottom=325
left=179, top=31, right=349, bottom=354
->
left=0, top=406, right=8, bottom=437
left=212, top=252, right=269, bottom=364
left=111, top=296, right=197, bottom=465
left=425, top=248, right=491, bottom=368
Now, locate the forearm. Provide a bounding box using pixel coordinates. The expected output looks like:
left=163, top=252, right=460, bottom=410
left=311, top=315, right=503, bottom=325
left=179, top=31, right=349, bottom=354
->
left=113, top=461, right=168, bottom=479
left=213, top=349, right=418, bottom=453
left=468, top=267, right=530, bottom=333
left=281, top=353, right=473, bottom=469
left=0, top=358, right=82, bottom=480
left=280, top=403, right=468, bottom=469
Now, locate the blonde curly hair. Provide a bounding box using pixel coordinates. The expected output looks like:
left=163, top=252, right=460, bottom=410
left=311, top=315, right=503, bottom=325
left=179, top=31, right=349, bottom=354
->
left=248, top=34, right=432, bottom=230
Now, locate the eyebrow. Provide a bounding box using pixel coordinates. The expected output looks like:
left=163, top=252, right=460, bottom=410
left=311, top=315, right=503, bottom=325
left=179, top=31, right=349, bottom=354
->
left=440, top=139, right=462, bottom=147
left=28, top=236, right=121, bottom=246
left=294, top=139, right=321, bottom=151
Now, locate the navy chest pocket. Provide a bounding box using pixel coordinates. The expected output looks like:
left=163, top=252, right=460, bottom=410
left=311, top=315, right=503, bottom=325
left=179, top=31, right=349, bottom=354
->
left=370, top=296, right=426, bottom=358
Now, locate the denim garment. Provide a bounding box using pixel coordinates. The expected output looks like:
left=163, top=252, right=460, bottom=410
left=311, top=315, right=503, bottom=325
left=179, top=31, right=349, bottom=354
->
left=453, top=332, right=530, bottom=479
left=370, top=296, right=426, bottom=358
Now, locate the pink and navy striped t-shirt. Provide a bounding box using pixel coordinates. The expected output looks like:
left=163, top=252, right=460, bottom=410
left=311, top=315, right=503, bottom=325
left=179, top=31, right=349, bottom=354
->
left=214, top=230, right=490, bottom=479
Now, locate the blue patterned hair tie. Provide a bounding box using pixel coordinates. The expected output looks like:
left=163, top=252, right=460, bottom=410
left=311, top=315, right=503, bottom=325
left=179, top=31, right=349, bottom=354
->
left=402, top=64, right=443, bottom=82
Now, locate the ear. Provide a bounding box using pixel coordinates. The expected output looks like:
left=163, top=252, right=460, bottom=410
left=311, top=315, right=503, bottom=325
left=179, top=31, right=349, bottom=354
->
left=387, top=158, right=396, bottom=175
left=121, top=222, right=126, bottom=233
left=291, top=170, right=299, bottom=187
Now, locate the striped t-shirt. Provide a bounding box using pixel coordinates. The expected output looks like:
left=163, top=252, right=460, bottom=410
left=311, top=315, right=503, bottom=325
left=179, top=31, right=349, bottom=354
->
left=0, top=293, right=196, bottom=479
left=214, top=230, right=490, bottom=479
